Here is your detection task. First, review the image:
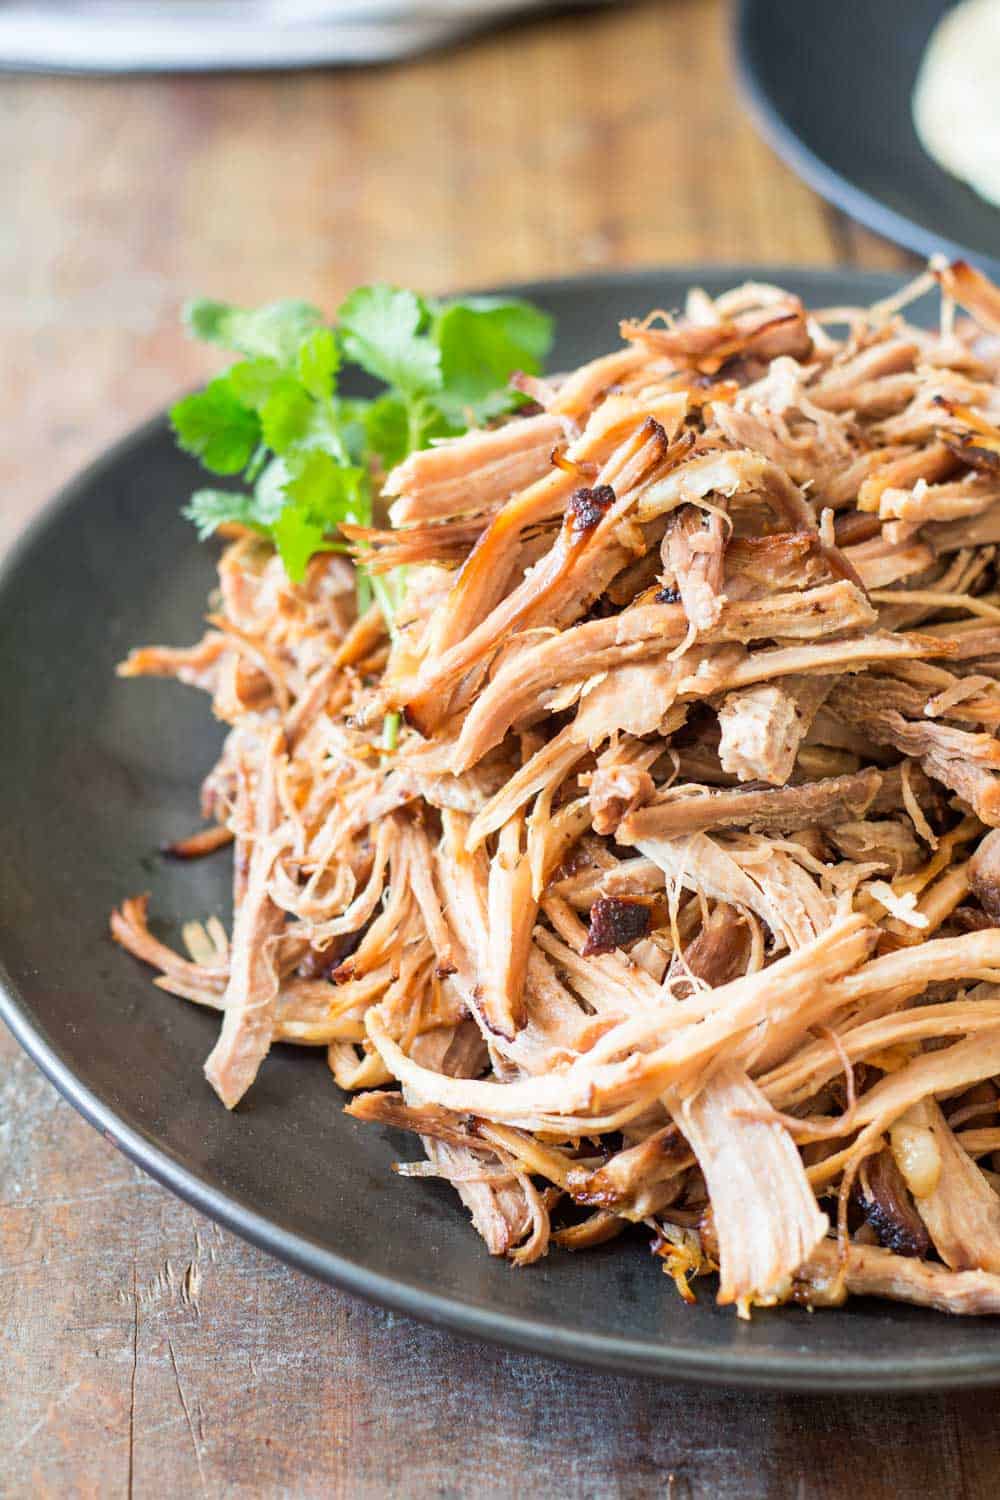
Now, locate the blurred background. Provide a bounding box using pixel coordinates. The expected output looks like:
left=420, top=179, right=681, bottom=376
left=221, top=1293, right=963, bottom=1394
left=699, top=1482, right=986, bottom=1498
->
left=3, top=0, right=920, bottom=561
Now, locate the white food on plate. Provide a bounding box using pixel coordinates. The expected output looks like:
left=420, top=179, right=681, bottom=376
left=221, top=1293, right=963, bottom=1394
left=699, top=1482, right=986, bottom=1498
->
left=913, top=0, right=1000, bottom=209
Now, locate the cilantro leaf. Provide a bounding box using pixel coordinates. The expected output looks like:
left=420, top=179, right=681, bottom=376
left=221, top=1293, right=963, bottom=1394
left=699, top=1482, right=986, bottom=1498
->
left=364, top=393, right=411, bottom=472
left=333, top=397, right=373, bottom=465
left=271, top=453, right=366, bottom=582
left=409, top=395, right=457, bottom=452
left=183, top=488, right=264, bottom=540
left=183, top=298, right=324, bottom=366
left=338, top=286, right=441, bottom=397
left=365, top=392, right=457, bottom=472
left=259, top=381, right=315, bottom=454
left=228, top=358, right=288, bottom=410
left=270, top=507, right=335, bottom=583
left=297, top=326, right=340, bottom=400
left=283, top=450, right=366, bottom=521
left=431, top=297, right=553, bottom=423
left=170, top=378, right=260, bottom=475
left=250, top=458, right=295, bottom=527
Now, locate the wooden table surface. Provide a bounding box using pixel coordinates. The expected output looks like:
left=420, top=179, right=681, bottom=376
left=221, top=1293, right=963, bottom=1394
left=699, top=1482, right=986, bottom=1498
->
left=3, top=1, right=999, bottom=1494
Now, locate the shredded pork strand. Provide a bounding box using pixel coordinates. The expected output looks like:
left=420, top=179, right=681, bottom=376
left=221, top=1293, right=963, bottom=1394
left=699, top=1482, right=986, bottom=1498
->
left=112, top=262, right=1000, bottom=1317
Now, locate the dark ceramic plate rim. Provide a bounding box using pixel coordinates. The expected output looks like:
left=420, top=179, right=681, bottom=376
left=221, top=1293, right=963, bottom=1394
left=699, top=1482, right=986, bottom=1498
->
left=4, top=264, right=1000, bottom=1392
left=733, top=0, right=1000, bottom=281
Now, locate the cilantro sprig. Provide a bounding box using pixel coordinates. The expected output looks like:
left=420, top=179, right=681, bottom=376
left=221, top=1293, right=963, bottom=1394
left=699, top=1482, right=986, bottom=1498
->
left=171, top=286, right=553, bottom=617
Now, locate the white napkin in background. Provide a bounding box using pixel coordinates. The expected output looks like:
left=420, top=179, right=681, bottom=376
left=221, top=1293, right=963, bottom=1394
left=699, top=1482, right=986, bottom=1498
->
left=0, top=0, right=611, bottom=72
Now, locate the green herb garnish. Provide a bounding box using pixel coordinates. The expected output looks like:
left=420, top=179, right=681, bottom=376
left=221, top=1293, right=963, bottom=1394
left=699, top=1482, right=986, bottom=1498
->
left=381, top=710, right=402, bottom=753
left=171, top=286, right=553, bottom=630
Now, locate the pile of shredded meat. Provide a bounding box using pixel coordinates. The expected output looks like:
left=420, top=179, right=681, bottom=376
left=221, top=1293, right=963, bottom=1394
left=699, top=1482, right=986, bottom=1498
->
left=114, top=257, right=1000, bottom=1317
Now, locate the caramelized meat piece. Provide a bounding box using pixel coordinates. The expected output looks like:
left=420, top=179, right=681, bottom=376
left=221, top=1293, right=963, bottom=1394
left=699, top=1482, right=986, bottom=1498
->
left=855, top=1148, right=930, bottom=1258
left=582, top=897, right=651, bottom=956
left=570, top=484, right=616, bottom=533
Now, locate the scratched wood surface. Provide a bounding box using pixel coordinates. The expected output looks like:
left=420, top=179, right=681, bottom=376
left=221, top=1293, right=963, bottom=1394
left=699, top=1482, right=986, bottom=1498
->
left=4, top=1, right=999, bottom=1495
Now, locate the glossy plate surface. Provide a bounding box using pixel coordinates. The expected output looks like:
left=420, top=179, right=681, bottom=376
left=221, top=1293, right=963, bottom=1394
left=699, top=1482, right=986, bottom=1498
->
left=3, top=267, right=1000, bottom=1390
left=737, top=0, right=1000, bottom=278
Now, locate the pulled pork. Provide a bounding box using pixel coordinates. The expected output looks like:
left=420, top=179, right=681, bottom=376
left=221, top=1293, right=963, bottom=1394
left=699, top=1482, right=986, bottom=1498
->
left=114, top=262, right=1000, bottom=1315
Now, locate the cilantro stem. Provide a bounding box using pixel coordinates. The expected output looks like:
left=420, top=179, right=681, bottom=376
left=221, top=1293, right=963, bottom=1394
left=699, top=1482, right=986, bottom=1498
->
left=406, top=401, right=423, bottom=455
left=355, top=565, right=373, bottom=617
left=245, top=443, right=269, bottom=484
left=323, top=398, right=352, bottom=467
left=381, top=711, right=401, bottom=752
left=369, top=570, right=401, bottom=644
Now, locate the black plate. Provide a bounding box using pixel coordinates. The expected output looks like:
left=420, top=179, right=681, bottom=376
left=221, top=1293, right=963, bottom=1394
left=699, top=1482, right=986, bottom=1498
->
left=736, top=1, right=1000, bottom=278
left=4, top=267, right=1000, bottom=1391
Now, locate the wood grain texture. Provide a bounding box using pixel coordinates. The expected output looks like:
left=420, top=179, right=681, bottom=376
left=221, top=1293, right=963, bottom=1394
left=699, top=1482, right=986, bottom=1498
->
left=4, top=0, right=983, bottom=1495
left=0, top=0, right=917, bottom=560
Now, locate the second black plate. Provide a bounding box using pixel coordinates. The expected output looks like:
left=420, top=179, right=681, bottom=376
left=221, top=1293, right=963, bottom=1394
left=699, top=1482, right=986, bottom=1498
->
left=737, top=0, right=1000, bottom=278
